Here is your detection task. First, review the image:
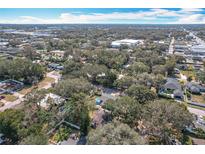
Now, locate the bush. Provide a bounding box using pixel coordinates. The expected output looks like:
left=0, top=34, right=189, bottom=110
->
left=181, top=134, right=193, bottom=145
left=194, top=128, right=205, bottom=139
left=52, top=126, right=72, bottom=143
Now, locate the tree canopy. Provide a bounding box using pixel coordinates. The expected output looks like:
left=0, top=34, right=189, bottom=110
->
left=54, top=78, right=94, bottom=98
left=0, top=58, right=44, bottom=84
left=103, top=96, right=142, bottom=127
left=125, top=85, right=157, bottom=104
left=141, top=100, right=194, bottom=144
left=87, top=121, right=145, bottom=145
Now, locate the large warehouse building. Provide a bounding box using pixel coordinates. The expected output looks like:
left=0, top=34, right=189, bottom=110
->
left=111, top=39, right=144, bottom=48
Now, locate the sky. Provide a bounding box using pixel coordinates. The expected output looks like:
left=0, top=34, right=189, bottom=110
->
left=0, top=8, right=205, bottom=24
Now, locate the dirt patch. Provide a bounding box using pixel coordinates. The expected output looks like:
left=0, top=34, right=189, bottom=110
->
left=192, top=94, right=205, bottom=104
left=19, top=86, right=34, bottom=95
left=0, top=101, right=4, bottom=107
left=191, top=137, right=205, bottom=145
left=2, top=94, right=18, bottom=102
left=37, top=77, right=55, bottom=89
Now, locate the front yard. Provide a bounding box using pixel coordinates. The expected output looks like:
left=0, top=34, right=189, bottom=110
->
left=37, top=77, right=56, bottom=89
left=192, top=94, right=205, bottom=104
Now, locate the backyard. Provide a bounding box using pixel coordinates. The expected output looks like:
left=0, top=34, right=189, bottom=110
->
left=1, top=94, right=18, bottom=102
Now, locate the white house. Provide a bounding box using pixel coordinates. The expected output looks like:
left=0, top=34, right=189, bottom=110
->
left=38, top=93, right=65, bottom=109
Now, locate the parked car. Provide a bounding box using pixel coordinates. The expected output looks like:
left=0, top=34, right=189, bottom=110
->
left=0, top=134, right=6, bottom=144
left=0, top=96, right=5, bottom=100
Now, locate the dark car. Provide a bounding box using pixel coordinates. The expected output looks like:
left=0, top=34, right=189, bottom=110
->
left=0, top=134, right=6, bottom=145
left=0, top=96, right=5, bottom=100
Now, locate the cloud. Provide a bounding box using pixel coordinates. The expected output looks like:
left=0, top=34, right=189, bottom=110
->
left=0, top=8, right=205, bottom=24
left=170, top=14, right=205, bottom=24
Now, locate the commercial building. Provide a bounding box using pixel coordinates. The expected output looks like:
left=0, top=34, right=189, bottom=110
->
left=111, top=39, right=144, bottom=48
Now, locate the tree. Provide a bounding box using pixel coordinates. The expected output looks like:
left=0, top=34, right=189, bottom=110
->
left=9, top=39, right=21, bottom=47
left=54, top=78, right=93, bottom=98
left=64, top=93, right=93, bottom=135
left=127, top=62, right=149, bottom=75
left=62, top=60, right=82, bottom=76
left=103, top=96, right=141, bottom=127
left=197, top=71, right=205, bottom=84
left=87, top=120, right=145, bottom=145
left=152, top=74, right=166, bottom=93
left=141, top=100, right=194, bottom=144
left=152, top=65, right=166, bottom=75
left=80, top=106, right=91, bottom=135
left=114, top=76, right=136, bottom=90
left=0, top=109, right=25, bottom=144
left=165, top=56, right=176, bottom=76
left=175, top=55, right=186, bottom=64
left=22, top=45, right=39, bottom=60
left=96, top=50, right=128, bottom=69
left=20, top=134, right=48, bottom=145
left=81, top=64, right=117, bottom=87
left=125, top=85, right=156, bottom=104
left=0, top=58, right=44, bottom=84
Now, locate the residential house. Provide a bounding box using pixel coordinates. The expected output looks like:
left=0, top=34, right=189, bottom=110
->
left=38, top=93, right=65, bottom=109
left=159, top=78, right=184, bottom=100
left=186, top=82, right=205, bottom=94
left=48, top=63, right=64, bottom=70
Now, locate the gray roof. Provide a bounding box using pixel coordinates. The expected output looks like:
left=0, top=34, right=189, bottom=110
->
left=164, top=78, right=181, bottom=90
left=186, top=82, right=205, bottom=93
left=173, top=89, right=184, bottom=97
left=60, top=139, right=77, bottom=145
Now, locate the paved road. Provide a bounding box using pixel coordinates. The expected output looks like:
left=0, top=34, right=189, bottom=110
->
left=188, top=107, right=205, bottom=117
left=168, top=37, right=175, bottom=55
